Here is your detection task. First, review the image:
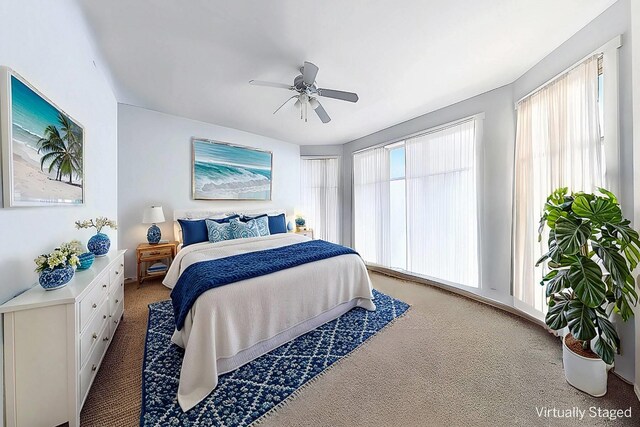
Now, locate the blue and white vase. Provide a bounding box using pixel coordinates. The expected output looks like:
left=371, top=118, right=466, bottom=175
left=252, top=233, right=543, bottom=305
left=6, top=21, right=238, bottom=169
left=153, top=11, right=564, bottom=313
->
left=39, top=265, right=75, bottom=291
left=147, top=224, right=161, bottom=244
left=88, top=232, right=111, bottom=256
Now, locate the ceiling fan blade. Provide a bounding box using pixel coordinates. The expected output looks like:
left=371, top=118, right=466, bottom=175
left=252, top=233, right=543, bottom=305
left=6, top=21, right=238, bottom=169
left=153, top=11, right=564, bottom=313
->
left=317, top=88, right=359, bottom=103
left=302, top=61, right=319, bottom=86
left=249, top=80, right=294, bottom=90
left=314, top=101, right=331, bottom=123
left=273, top=95, right=298, bottom=115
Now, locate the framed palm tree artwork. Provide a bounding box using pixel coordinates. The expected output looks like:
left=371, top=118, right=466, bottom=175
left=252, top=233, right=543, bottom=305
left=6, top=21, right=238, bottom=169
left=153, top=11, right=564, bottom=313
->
left=0, top=68, right=84, bottom=207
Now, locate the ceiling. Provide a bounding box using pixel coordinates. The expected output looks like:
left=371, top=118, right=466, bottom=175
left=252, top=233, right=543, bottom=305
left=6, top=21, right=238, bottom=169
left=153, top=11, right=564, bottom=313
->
left=77, top=0, right=616, bottom=145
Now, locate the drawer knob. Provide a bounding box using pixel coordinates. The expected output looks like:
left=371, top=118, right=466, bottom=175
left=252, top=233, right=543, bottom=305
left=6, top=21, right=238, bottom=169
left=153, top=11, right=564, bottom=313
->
left=103, top=314, right=107, bottom=319
left=103, top=336, right=109, bottom=342
left=92, top=303, right=97, bottom=309
left=92, top=332, right=97, bottom=340
left=115, top=271, right=119, bottom=275
left=120, top=263, right=124, bottom=267
left=115, top=299, right=119, bottom=303
left=91, top=364, right=97, bottom=372
left=102, top=284, right=107, bottom=288
left=113, top=319, right=119, bottom=325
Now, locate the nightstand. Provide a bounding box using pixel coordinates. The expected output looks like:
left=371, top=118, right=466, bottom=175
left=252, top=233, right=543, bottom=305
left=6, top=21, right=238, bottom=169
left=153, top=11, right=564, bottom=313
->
left=295, top=228, right=314, bottom=239
left=136, top=241, right=178, bottom=284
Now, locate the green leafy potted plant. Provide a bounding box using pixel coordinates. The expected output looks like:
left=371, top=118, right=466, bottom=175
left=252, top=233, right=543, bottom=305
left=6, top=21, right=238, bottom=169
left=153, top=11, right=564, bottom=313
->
left=537, top=187, right=639, bottom=396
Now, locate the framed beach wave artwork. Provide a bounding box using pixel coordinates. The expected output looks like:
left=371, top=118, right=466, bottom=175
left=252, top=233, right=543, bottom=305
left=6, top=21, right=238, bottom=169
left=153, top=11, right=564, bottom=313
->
left=192, top=138, right=272, bottom=200
left=0, top=68, right=84, bottom=207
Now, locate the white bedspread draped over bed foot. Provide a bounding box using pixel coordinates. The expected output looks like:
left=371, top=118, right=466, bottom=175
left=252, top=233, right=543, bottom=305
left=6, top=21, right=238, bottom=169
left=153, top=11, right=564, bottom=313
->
left=163, top=234, right=376, bottom=411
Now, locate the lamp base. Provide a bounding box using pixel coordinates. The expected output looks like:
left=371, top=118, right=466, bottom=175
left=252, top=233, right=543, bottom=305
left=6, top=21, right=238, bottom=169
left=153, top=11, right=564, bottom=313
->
left=147, top=224, right=161, bottom=244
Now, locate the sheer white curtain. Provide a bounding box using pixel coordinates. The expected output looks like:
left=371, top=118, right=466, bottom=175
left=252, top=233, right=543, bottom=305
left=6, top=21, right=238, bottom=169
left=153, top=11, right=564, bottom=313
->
left=300, top=158, right=341, bottom=243
left=405, top=120, right=479, bottom=287
left=353, top=147, right=390, bottom=265
left=513, top=55, right=603, bottom=313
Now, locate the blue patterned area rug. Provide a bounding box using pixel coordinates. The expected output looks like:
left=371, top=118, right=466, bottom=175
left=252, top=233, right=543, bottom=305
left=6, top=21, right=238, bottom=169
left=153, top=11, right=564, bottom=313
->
left=140, top=289, right=410, bottom=426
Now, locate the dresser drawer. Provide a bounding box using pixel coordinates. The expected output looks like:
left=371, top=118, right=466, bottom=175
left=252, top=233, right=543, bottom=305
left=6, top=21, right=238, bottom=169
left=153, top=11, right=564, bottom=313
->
left=79, top=276, right=108, bottom=332
left=109, top=266, right=124, bottom=295
left=109, top=257, right=124, bottom=285
left=109, top=284, right=124, bottom=317
left=110, top=297, right=124, bottom=337
left=79, top=300, right=109, bottom=367
left=139, top=246, right=173, bottom=260
left=79, top=323, right=109, bottom=405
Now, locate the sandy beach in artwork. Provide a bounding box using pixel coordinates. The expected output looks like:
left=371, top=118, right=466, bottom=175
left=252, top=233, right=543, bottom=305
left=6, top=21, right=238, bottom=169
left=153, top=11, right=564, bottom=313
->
left=12, top=139, right=82, bottom=203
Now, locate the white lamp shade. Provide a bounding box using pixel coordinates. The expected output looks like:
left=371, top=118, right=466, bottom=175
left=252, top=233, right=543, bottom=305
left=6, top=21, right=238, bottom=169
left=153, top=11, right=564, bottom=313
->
left=143, top=206, right=165, bottom=224
left=309, top=97, right=319, bottom=110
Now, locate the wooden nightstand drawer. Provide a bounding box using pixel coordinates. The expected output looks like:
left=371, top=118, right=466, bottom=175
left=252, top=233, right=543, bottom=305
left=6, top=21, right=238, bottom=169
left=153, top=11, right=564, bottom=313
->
left=139, top=247, right=172, bottom=260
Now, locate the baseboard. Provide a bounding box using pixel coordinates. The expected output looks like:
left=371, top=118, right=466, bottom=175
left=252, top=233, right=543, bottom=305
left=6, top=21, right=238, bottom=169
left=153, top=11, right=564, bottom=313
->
left=367, top=265, right=545, bottom=328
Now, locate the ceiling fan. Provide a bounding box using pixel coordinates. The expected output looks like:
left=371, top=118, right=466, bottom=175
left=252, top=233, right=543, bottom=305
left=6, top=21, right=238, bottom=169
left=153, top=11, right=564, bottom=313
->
left=249, top=61, right=359, bottom=124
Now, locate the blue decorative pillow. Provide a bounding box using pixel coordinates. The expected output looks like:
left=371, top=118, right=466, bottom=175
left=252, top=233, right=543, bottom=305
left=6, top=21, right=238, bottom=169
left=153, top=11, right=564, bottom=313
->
left=178, top=219, right=208, bottom=247
left=268, top=213, right=287, bottom=234
left=205, top=219, right=234, bottom=243
left=179, top=215, right=239, bottom=246
left=228, top=218, right=260, bottom=239
left=241, top=214, right=270, bottom=237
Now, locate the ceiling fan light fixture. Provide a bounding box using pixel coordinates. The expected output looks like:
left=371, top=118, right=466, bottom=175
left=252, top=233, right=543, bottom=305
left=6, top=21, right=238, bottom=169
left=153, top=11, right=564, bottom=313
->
left=309, top=97, right=320, bottom=110
left=294, top=98, right=302, bottom=109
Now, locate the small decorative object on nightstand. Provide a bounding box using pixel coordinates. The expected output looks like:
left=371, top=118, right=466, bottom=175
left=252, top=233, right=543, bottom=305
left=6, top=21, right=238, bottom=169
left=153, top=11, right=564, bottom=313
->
left=143, top=206, right=165, bottom=244
left=295, top=215, right=306, bottom=230
left=295, top=228, right=314, bottom=239
left=137, top=241, right=177, bottom=284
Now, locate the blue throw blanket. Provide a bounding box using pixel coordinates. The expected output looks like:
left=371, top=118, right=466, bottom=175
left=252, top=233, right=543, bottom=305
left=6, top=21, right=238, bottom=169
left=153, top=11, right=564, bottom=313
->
left=171, top=240, right=358, bottom=330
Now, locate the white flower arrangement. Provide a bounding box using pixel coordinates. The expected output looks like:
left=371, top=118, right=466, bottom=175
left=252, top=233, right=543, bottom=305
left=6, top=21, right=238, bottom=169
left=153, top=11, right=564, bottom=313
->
left=75, top=216, right=118, bottom=234
left=34, top=240, right=83, bottom=273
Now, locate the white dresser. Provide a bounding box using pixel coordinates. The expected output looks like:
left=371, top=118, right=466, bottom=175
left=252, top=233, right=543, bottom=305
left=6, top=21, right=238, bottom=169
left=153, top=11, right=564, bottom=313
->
left=0, top=250, right=126, bottom=427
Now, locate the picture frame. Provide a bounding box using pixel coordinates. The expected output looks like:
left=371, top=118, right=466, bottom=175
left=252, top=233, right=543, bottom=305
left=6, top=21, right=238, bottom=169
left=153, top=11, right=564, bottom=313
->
left=192, top=138, right=272, bottom=201
left=0, top=67, right=85, bottom=207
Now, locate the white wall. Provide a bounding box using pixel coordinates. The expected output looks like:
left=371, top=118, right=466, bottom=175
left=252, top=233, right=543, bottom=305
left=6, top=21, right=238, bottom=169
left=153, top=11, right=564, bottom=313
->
left=629, top=0, right=640, bottom=401
left=0, top=0, right=118, bottom=303
left=0, top=0, right=118, bottom=423
left=117, top=104, right=300, bottom=279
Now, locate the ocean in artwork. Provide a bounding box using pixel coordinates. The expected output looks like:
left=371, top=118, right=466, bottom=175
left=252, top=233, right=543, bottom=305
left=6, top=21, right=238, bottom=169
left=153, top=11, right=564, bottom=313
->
left=10, top=75, right=83, bottom=205
left=193, top=140, right=272, bottom=200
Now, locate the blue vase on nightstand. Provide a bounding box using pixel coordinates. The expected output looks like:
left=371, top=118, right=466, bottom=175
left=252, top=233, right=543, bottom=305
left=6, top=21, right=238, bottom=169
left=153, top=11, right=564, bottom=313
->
left=147, top=224, right=161, bottom=244
left=88, top=232, right=111, bottom=256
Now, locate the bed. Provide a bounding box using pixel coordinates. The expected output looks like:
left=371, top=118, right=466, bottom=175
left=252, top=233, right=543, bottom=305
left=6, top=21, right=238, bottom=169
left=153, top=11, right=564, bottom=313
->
left=163, top=210, right=376, bottom=412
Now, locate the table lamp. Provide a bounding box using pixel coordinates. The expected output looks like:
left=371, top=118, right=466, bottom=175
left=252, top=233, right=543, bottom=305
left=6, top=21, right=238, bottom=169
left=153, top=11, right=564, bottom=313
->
left=143, top=206, right=165, bottom=244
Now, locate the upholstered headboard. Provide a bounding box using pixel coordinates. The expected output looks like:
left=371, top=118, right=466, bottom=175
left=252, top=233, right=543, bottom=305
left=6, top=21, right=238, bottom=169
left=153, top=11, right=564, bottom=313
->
left=172, top=208, right=288, bottom=245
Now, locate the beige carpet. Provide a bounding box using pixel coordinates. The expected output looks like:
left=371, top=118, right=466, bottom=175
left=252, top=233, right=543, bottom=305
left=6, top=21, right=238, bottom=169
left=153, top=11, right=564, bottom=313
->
left=81, top=273, right=639, bottom=426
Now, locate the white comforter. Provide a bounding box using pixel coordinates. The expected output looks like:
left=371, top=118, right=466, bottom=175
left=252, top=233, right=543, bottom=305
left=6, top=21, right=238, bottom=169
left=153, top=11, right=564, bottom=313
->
left=163, top=233, right=376, bottom=411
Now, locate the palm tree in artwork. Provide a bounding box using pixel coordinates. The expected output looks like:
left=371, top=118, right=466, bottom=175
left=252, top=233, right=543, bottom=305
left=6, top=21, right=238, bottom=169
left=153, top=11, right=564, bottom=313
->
left=37, top=113, right=82, bottom=185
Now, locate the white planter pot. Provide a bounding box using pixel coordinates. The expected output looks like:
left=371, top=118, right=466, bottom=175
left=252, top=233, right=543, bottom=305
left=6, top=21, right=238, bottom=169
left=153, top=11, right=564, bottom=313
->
left=562, top=335, right=608, bottom=397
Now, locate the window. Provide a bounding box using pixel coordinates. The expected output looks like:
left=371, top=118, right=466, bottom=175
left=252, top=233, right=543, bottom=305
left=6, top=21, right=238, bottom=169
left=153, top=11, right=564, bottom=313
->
left=389, top=144, right=406, bottom=269
left=300, top=157, right=341, bottom=243
left=353, top=118, right=480, bottom=288
left=513, top=55, right=604, bottom=314
left=405, top=120, right=479, bottom=287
